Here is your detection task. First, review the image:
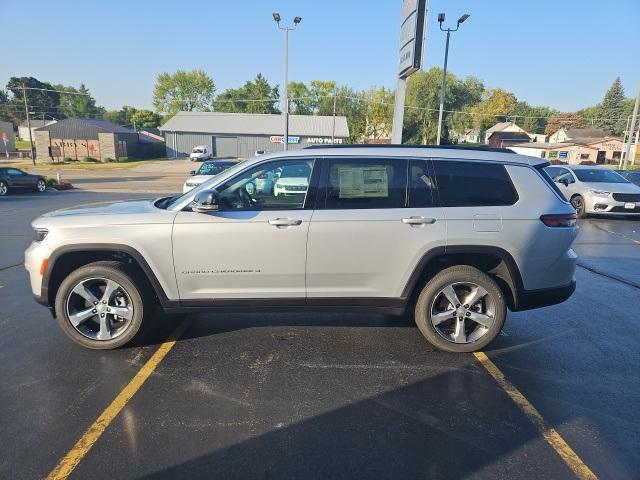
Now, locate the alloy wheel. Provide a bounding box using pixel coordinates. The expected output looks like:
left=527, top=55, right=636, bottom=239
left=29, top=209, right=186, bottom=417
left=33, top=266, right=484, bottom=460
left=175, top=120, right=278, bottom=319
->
left=429, top=282, right=496, bottom=344
left=571, top=196, right=584, bottom=217
left=0, top=181, right=7, bottom=196
left=37, top=180, right=46, bottom=192
left=65, top=277, right=134, bottom=341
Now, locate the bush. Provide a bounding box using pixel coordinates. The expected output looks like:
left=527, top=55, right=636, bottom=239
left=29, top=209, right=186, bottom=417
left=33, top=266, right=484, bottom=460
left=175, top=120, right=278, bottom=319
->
left=81, top=156, right=98, bottom=163
left=116, top=156, right=133, bottom=163
left=63, top=156, right=74, bottom=163
left=105, top=157, right=116, bottom=163
left=45, top=177, right=58, bottom=187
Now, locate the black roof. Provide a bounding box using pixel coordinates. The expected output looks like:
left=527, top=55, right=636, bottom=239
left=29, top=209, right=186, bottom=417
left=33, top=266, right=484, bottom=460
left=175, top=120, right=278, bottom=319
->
left=304, top=144, right=514, bottom=153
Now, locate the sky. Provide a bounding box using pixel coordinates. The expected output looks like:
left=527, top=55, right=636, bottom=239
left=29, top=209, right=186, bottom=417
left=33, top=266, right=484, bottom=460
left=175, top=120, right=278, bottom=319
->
left=2, top=0, right=638, bottom=112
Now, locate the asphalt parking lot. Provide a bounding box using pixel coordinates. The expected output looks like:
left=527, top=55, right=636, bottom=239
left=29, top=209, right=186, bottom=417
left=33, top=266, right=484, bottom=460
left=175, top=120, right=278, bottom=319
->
left=1, top=182, right=639, bottom=479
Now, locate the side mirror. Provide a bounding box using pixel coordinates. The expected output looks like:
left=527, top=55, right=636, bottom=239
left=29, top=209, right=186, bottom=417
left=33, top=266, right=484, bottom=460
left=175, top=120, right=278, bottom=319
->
left=192, top=189, right=219, bottom=213
left=559, top=178, right=569, bottom=186
left=190, top=170, right=196, bottom=175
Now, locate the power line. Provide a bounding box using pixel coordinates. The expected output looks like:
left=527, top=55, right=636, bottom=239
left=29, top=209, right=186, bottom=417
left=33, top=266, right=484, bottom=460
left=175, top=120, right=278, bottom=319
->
left=12, top=86, right=90, bottom=96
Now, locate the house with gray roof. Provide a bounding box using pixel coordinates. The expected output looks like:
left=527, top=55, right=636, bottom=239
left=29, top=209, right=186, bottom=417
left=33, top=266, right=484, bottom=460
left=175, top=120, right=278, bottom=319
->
left=159, top=111, right=350, bottom=158
left=33, top=118, right=141, bottom=161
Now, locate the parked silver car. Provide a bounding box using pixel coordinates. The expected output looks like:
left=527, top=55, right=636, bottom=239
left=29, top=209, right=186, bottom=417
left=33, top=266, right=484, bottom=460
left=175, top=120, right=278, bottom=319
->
left=26, top=146, right=578, bottom=352
left=545, top=165, right=640, bottom=217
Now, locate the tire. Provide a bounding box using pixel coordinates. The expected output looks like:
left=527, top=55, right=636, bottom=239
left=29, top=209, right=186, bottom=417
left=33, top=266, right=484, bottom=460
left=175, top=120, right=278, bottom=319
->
left=0, top=180, right=8, bottom=196
left=571, top=195, right=587, bottom=218
left=54, top=261, right=149, bottom=349
left=414, top=265, right=506, bottom=353
left=36, top=179, right=46, bottom=193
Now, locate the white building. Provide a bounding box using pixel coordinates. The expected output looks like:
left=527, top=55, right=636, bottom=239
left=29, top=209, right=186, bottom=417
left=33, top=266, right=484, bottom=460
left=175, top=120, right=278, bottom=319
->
left=18, top=119, right=56, bottom=141
left=548, top=128, right=608, bottom=144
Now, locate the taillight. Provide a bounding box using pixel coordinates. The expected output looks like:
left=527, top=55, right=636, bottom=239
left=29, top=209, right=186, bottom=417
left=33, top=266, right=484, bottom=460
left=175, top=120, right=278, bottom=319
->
left=540, top=213, right=577, bottom=227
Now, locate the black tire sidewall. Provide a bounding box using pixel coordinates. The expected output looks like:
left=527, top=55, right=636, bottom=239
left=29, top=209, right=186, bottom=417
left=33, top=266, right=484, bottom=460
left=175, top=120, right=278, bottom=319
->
left=37, top=179, right=46, bottom=192
left=54, top=263, right=146, bottom=349
left=571, top=195, right=586, bottom=218
left=414, top=266, right=506, bottom=353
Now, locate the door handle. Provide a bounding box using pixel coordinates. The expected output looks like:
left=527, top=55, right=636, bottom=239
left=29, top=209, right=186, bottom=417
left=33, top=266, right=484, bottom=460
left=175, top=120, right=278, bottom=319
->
left=268, top=218, right=303, bottom=227
left=401, top=216, right=436, bottom=225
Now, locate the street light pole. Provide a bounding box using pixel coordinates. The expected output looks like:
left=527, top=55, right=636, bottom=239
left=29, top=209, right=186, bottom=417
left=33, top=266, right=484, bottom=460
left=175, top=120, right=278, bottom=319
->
left=622, top=86, right=639, bottom=170
left=273, top=13, right=301, bottom=152
left=435, top=13, right=469, bottom=145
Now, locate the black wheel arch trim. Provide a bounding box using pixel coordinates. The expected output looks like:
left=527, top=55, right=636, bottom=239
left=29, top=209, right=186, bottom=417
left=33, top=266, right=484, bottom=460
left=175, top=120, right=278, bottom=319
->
left=41, top=243, right=173, bottom=309
left=401, top=245, right=526, bottom=310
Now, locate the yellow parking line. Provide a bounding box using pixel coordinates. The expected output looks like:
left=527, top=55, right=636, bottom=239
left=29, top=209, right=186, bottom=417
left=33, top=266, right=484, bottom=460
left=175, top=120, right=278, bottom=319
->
left=474, top=352, right=598, bottom=480
left=46, top=318, right=191, bottom=480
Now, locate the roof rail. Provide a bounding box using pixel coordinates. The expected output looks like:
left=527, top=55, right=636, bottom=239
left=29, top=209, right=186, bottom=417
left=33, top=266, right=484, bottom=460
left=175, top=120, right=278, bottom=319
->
left=303, top=144, right=514, bottom=153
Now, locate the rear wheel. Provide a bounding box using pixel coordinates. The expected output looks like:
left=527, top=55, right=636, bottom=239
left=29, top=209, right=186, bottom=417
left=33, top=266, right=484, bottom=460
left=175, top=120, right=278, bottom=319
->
left=571, top=195, right=586, bottom=218
left=0, top=180, right=7, bottom=196
left=36, top=179, right=46, bottom=192
left=414, top=266, right=506, bottom=353
left=54, top=261, right=148, bottom=349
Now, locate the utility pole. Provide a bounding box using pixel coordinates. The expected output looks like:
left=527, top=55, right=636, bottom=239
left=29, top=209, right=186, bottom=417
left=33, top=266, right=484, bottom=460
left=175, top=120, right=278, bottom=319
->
left=435, top=13, right=470, bottom=145
left=622, top=86, right=639, bottom=170
left=331, top=91, right=337, bottom=143
left=22, top=85, right=36, bottom=166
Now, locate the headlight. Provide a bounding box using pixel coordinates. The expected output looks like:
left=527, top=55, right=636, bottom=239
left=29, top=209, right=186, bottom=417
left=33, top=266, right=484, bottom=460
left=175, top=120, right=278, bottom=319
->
left=34, top=228, right=48, bottom=242
left=588, top=190, right=611, bottom=196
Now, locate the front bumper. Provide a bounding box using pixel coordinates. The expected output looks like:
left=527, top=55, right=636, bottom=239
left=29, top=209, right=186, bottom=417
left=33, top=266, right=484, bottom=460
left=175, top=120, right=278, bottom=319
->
left=585, top=195, right=640, bottom=215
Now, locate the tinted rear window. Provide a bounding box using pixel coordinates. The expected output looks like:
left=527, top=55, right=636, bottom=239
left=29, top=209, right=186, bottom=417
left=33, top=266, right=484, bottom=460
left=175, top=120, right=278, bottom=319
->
left=433, top=160, right=518, bottom=207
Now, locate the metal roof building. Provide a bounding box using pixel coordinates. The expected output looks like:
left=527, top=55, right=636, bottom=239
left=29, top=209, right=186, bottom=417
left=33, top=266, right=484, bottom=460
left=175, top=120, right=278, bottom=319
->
left=159, top=112, right=349, bottom=159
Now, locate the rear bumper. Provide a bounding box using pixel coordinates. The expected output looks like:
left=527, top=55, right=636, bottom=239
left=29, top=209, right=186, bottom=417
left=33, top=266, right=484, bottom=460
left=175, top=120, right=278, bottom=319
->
left=512, top=279, right=576, bottom=311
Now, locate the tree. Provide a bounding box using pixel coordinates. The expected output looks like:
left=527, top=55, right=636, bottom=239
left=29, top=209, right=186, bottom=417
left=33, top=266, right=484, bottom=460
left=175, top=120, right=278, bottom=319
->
left=512, top=101, right=556, bottom=135
left=56, top=83, right=103, bottom=118
left=6, top=76, right=61, bottom=124
left=469, top=88, right=517, bottom=136
left=0, top=89, right=9, bottom=122
left=544, top=112, right=588, bottom=135
left=130, top=109, right=162, bottom=128
left=103, top=105, right=138, bottom=125
left=214, top=74, right=279, bottom=114
left=362, top=87, right=394, bottom=139
left=594, top=77, right=625, bottom=134
left=153, top=69, right=215, bottom=115
left=287, top=82, right=314, bottom=115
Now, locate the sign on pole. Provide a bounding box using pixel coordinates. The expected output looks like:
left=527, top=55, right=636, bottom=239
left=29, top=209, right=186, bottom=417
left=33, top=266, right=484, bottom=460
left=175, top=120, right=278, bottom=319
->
left=1, top=131, right=7, bottom=159
left=392, top=0, right=428, bottom=143
left=398, top=0, right=427, bottom=79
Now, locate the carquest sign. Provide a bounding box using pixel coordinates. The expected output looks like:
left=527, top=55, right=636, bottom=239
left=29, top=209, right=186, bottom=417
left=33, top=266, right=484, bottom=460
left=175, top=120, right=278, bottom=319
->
left=270, top=135, right=300, bottom=144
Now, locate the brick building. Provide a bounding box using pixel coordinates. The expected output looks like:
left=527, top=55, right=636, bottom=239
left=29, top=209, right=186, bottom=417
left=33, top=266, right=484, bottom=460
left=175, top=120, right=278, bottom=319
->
left=34, top=118, right=141, bottom=161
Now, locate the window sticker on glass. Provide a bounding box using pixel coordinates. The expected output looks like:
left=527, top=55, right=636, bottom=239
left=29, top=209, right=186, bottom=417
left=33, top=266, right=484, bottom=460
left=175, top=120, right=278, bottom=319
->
left=338, top=166, right=389, bottom=198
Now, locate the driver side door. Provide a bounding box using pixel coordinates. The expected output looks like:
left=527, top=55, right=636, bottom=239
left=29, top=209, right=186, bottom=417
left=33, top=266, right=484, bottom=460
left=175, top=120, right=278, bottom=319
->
left=172, top=157, right=318, bottom=301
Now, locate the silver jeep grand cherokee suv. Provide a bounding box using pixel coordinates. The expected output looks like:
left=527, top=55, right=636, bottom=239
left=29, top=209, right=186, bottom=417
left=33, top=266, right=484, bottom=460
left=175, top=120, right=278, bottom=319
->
left=25, top=146, right=578, bottom=352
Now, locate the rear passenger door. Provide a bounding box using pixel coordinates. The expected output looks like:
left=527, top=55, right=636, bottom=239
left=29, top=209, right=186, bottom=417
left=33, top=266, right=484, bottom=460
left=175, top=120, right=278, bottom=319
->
left=432, top=159, right=519, bottom=245
left=305, top=157, right=447, bottom=300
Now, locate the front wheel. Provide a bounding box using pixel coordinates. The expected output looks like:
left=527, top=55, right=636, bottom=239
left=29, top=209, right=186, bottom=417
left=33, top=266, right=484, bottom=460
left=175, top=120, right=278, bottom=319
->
left=54, top=261, right=148, bottom=349
left=36, top=179, right=46, bottom=192
left=414, top=266, right=506, bottom=353
left=571, top=195, right=586, bottom=218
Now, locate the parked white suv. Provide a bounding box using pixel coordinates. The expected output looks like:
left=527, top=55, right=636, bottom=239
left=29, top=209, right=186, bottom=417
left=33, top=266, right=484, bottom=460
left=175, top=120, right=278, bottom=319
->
left=25, top=146, right=578, bottom=352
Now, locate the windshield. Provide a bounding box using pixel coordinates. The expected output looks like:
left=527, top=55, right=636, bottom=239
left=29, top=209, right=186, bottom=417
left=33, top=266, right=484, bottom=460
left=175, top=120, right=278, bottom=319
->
left=574, top=169, right=628, bottom=183
left=197, top=162, right=235, bottom=176
left=192, top=148, right=204, bottom=154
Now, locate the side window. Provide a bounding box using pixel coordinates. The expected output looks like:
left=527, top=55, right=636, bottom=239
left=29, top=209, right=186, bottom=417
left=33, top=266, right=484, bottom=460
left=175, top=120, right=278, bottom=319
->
left=7, top=169, right=24, bottom=177
left=216, top=159, right=315, bottom=211
left=408, top=160, right=436, bottom=208
left=554, top=168, right=574, bottom=184
left=433, top=160, right=518, bottom=207
left=322, top=158, right=407, bottom=209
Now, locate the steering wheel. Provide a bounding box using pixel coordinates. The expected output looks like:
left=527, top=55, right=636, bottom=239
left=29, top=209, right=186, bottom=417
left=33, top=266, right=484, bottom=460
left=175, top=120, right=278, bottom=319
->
left=238, top=186, right=254, bottom=208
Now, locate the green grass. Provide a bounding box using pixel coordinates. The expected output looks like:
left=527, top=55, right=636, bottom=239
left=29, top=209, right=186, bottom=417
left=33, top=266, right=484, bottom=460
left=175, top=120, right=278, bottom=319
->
left=15, top=140, right=32, bottom=150
left=15, top=158, right=167, bottom=171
